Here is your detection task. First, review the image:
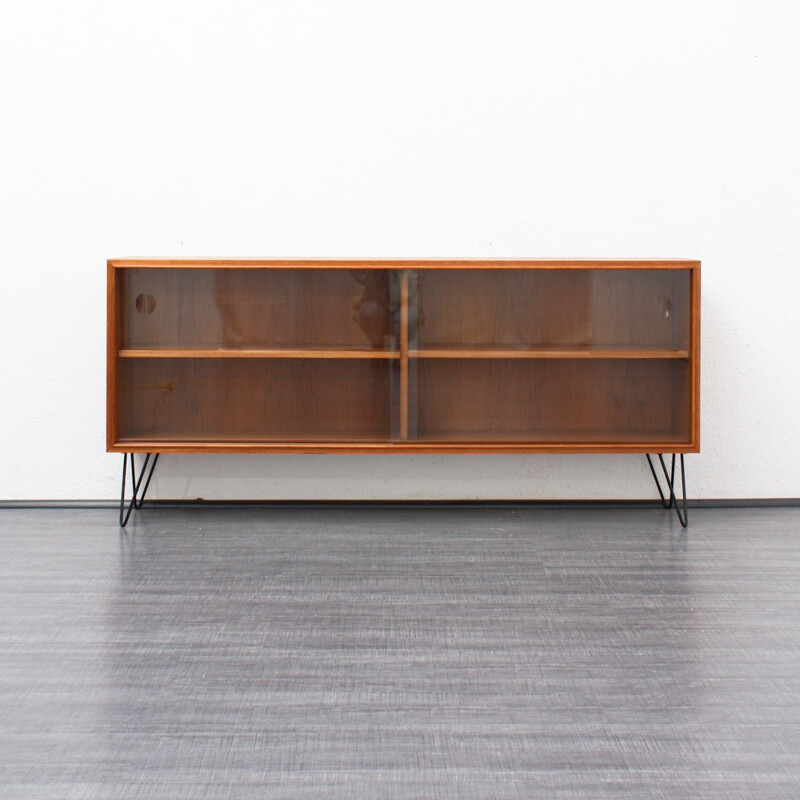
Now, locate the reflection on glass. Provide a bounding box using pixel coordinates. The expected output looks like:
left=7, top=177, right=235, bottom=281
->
left=407, top=267, right=692, bottom=444
left=123, top=268, right=397, bottom=350
left=412, top=359, right=690, bottom=443
left=118, top=358, right=393, bottom=441
left=348, top=270, right=397, bottom=349
left=415, top=269, right=690, bottom=350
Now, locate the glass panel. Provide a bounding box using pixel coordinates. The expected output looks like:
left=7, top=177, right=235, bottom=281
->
left=115, top=265, right=692, bottom=447
left=123, top=268, right=399, bottom=350
left=117, top=358, right=395, bottom=442
left=412, top=359, right=690, bottom=444
left=415, top=269, right=690, bottom=350
left=405, top=267, right=692, bottom=444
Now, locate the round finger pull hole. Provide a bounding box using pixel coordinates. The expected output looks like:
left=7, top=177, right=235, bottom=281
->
left=659, top=296, right=672, bottom=318
left=135, top=293, right=156, bottom=314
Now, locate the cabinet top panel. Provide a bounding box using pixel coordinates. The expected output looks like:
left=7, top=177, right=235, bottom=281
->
left=109, top=258, right=700, bottom=270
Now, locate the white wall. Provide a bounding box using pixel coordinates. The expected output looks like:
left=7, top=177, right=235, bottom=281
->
left=1, top=0, right=798, bottom=501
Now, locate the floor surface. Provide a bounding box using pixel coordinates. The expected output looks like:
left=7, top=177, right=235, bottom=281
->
left=1, top=505, right=799, bottom=799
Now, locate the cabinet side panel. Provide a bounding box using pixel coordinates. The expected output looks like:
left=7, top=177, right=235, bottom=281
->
left=691, top=265, right=701, bottom=450
left=106, top=263, right=121, bottom=450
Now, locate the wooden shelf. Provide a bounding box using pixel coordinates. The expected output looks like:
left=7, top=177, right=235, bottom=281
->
left=109, top=258, right=701, bottom=269
left=118, top=346, right=400, bottom=359
left=412, top=429, right=690, bottom=444
left=110, top=440, right=698, bottom=454
left=115, top=433, right=392, bottom=444
left=410, top=344, right=689, bottom=359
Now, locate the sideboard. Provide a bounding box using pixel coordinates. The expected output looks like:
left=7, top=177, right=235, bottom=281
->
left=107, top=259, right=700, bottom=526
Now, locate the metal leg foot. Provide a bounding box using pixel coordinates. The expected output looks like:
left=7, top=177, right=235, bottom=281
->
left=119, top=453, right=159, bottom=527
left=646, top=453, right=688, bottom=527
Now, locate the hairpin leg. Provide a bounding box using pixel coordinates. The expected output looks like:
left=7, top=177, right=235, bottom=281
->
left=646, top=453, right=688, bottom=527
left=119, top=452, right=160, bottom=527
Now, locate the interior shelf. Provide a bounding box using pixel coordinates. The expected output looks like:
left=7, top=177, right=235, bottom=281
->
left=118, top=346, right=400, bottom=359
left=115, top=433, right=393, bottom=444
left=411, top=429, right=690, bottom=444
left=409, top=344, right=689, bottom=359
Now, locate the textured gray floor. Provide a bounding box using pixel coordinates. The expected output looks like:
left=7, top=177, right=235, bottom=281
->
left=1, top=506, right=800, bottom=799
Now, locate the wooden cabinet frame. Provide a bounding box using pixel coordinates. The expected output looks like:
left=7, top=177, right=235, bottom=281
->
left=107, top=259, right=699, bottom=524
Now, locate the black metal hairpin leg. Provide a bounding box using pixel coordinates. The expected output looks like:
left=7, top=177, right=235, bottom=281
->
left=646, top=453, right=688, bottom=527
left=119, top=453, right=160, bottom=527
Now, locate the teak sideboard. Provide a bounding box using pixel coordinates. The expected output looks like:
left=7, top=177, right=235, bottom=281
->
left=107, top=259, right=700, bottom=526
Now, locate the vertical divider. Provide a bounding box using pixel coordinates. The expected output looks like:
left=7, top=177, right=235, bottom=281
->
left=399, top=269, right=409, bottom=439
